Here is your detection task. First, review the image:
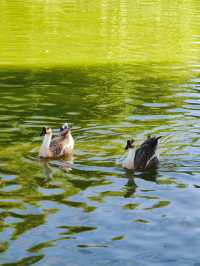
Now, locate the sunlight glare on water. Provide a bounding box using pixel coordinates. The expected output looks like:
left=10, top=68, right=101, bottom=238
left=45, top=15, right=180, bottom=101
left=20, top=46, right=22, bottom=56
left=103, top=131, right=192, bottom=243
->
left=0, top=0, right=199, bottom=67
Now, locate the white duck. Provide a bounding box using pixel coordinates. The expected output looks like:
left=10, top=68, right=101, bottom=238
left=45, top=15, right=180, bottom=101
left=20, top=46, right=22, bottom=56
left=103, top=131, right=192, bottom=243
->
left=39, top=123, right=74, bottom=158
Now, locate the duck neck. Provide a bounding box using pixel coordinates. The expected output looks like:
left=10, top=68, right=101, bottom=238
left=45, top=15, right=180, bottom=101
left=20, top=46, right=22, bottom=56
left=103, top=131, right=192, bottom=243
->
left=42, top=133, right=52, bottom=148
left=40, top=133, right=52, bottom=157
left=127, top=148, right=135, bottom=160
left=123, top=148, right=135, bottom=169
left=39, top=134, right=52, bottom=158
left=62, top=131, right=73, bottom=140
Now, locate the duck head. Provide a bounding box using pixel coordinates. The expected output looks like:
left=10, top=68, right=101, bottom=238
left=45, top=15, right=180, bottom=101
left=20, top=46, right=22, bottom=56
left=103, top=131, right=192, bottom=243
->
left=60, top=123, right=71, bottom=136
left=40, top=127, right=52, bottom=136
left=125, top=139, right=135, bottom=150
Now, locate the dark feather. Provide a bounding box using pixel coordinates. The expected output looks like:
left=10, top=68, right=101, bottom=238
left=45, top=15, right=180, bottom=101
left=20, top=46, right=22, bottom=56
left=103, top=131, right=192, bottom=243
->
left=134, top=136, right=161, bottom=170
left=49, top=138, right=63, bottom=156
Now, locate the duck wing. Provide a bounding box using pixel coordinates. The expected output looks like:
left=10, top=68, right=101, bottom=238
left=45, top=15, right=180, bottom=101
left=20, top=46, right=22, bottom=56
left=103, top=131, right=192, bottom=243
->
left=134, top=136, right=161, bottom=170
left=49, top=137, right=63, bottom=157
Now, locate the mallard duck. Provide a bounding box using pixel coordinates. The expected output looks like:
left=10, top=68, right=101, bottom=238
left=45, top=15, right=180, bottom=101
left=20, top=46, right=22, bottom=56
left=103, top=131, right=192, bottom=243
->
left=122, top=136, right=161, bottom=170
left=39, top=123, right=74, bottom=158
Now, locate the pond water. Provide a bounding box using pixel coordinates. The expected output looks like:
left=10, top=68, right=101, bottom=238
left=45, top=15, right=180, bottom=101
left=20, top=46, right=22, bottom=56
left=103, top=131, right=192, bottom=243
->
left=0, top=1, right=200, bottom=266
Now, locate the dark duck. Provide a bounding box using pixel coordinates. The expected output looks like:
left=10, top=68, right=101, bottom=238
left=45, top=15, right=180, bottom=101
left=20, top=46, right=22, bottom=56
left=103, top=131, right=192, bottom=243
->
left=122, top=136, right=161, bottom=170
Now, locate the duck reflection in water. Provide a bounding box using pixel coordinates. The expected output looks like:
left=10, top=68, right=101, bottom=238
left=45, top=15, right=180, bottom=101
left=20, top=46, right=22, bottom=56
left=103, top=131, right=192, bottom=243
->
left=123, top=170, right=137, bottom=198
left=40, top=153, right=74, bottom=182
left=123, top=167, right=159, bottom=198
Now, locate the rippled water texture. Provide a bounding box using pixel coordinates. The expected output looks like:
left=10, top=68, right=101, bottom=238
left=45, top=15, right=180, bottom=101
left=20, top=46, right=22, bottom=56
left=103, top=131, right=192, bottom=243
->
left=0, top=1, right=200, bottom=266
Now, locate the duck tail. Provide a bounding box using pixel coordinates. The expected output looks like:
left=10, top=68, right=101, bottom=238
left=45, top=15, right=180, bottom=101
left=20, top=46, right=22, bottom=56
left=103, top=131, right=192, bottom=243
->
left=156, top=136, right=162, bottom=141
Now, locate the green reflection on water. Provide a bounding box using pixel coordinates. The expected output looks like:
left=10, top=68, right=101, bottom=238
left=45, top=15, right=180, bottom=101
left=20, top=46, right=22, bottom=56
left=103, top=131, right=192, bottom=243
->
left=1, top=255, right=44, bottom=266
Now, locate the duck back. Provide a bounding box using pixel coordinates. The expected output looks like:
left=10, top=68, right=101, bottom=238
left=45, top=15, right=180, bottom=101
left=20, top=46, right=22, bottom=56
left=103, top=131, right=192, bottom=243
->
left=134, top=136, right=161, bottom=170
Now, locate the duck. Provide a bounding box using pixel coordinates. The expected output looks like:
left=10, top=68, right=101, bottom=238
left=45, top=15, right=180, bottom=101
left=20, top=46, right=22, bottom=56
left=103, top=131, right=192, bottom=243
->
left=39, top=123, right=74, bottom=158
left=122, top=136, right=161, bottom=170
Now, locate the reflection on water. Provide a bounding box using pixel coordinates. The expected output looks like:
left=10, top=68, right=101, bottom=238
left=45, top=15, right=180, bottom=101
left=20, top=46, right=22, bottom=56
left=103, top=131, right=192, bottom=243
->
left=0, top=0, right=200, bottom=266
left=1, top=63, right=200, bottom=265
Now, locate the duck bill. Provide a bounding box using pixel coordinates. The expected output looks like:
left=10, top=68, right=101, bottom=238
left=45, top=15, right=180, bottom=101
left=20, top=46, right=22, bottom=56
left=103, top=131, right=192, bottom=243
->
left=156, top=136, right=162, bottom=141
left=125, top=143, right=129, bottom=150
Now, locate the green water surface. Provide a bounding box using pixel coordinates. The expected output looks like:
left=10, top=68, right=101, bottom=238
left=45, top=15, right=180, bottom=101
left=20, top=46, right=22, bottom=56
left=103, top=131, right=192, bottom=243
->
left=0, top=1, right=200, bottom=265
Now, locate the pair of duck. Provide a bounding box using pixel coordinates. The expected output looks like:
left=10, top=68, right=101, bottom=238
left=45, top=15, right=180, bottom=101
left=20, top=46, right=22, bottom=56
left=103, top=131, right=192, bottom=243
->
left=39, top=123, right=161, bottom=171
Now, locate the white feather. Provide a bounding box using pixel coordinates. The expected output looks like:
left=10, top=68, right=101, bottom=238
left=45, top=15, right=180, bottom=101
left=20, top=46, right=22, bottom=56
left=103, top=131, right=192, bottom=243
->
left=39, top=133, right=52, bottom=158
left=122, top=148, right=135, bottom=170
